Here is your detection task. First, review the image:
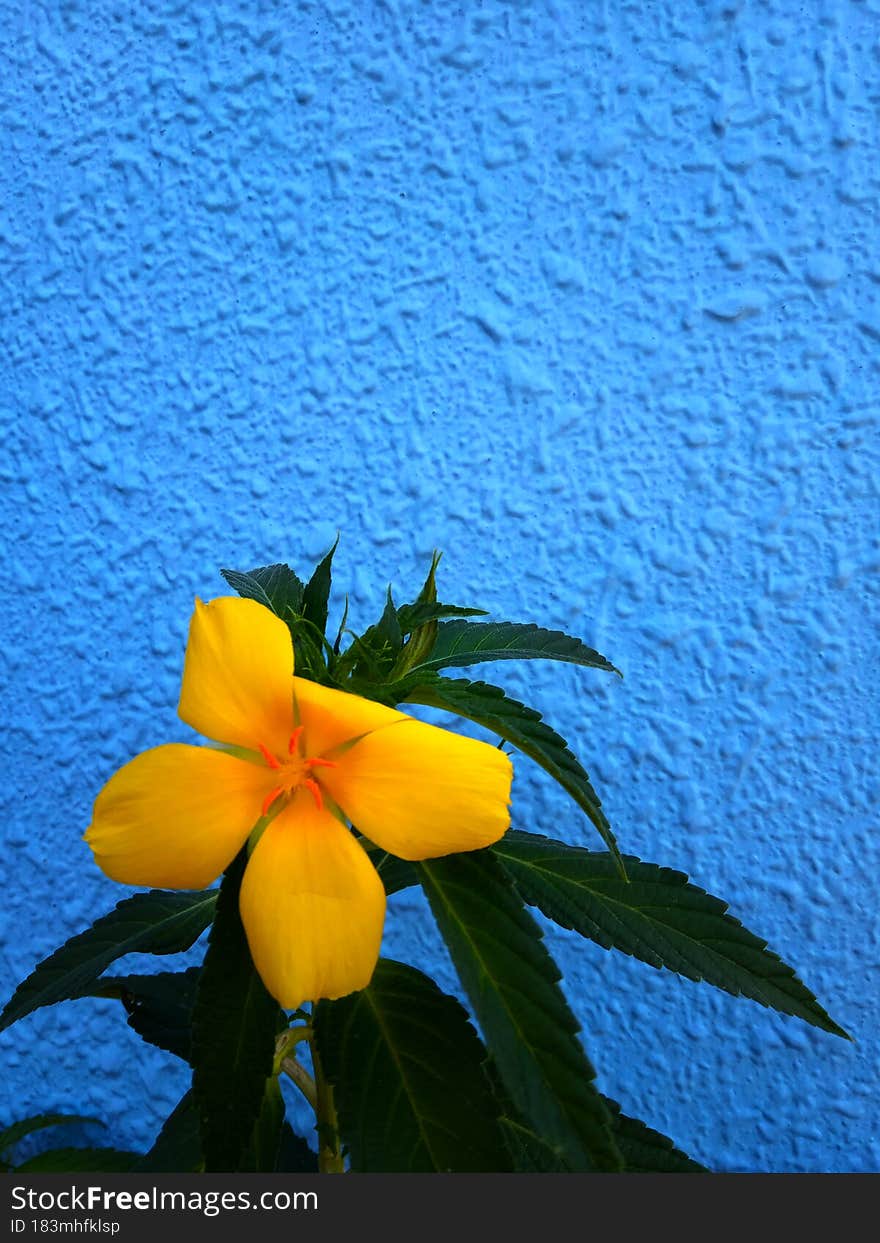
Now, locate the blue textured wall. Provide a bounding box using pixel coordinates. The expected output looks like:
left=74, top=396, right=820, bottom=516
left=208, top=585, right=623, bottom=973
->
left=1, top=0, right=877, bottom=1173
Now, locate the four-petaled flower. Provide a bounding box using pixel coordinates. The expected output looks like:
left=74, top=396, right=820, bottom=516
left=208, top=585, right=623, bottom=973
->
left=85, top=597, right=513, bottom=1009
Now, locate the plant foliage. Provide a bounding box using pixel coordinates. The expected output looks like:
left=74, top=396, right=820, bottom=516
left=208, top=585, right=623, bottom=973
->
left=1, top=546, right=848, bottom=1174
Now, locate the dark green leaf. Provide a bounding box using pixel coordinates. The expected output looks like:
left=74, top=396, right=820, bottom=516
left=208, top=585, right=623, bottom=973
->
left=275, top=1123, right=319, bottom=1172
left=372, top=589, right=403, bottom=662
left=409, top=619, right=621, bottom=676
left=495, top=831, right=849, bottom=1039
left=391, top=608, right=489, bottom=682
left=191, top=852, right=282, bottom=1172
left=242, top=1076, right=286, bottom=1173
left=342, top=589, right=404, bottom=683
left=418, top=852, right=621, bottom=1172
left=331, top=594, right=350, bottom=656
left=15, top=1148, right=138, bottom=1173
left=406, top=677, right=624, bottom=873
left=390, top=553, right=443, bottom=675
left=0, top=890, right=217, bottom=1033
left=220, top=563, right=304, bottom=620
left=367, top=849, right=417, bottom=897
left=301, top=537, right=338, bottom=637
left=498, top=1099, right=708, bottom=1173
left=315, top=958, right=511, bottom=1172
left=134, top=1091, right=202, bottom=1173
left=602, top=1097, right=709, bottom=1172
left=498, top=1117, right=571, bottom=1172
left=397, top=603, right=489, bottom=634
left=90, top=968, right=200, bottom=1062
left=0, top=1114, right=102, bottom=1159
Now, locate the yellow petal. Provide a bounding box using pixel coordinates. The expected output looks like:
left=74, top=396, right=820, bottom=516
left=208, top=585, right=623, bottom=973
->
left=293, top=677, right=407, bottom=757
left=85, top=744, right=273, bottom=888
left=239, top=792, right=386, bottom=1009
left=178, top=596, right=294, bottom=752
left=321, top=717, right=513, bottom=860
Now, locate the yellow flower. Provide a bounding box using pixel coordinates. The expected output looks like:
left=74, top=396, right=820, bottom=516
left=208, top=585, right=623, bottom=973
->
left=84, top=596, right=513, bottom=1009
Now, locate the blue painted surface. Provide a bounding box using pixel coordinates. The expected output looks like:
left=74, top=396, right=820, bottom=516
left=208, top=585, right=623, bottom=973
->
left=0, top=0, right=877, bottom=1173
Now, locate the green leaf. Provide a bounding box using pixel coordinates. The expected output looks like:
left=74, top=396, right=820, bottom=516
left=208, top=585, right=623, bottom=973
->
left=405, top=676, right=624, bottom=873
left=90, top=968, right=200, bottom=1062
left=372, top=589, right=404, bottom=661
left=365, top=848, right=417, bottom=897
left=396, top=602, right=489, bottom=634
left=408, top=619, right=621, bottom=677
left=494, top=831, right=849, bottom=1039
left=242, top=1076, right=286, bottom=1173
left=0, top=890, right=217, bottom=1034
left=0, top=1114, right=102, bottom=1160
left=191, top=851, right=282, bottom=1172
left=15, top=1148, right=138, bottom=1173
left=342, top=589, right=404, bottom=684
left=134, top=1091, right=202, bottom=1173
left=288, top=617, right=330, bottom=681
left=220, top=563, right=305, bottom=620
left=498, top=1117, right=571, bottom=1171
left=497, top=1100, right=708, bottom=1173
left=314, top=958, right=511, bottom=1172
left=301, top=537, right=338, bottom=637
left=418, top=852, right=622, bottom=1172
left=601, top=1097, right=709, bottom=1172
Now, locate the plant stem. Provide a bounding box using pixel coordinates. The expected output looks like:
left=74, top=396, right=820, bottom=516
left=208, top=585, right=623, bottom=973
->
left=311, top=1040, right=345, bottom=1173
left=280, top=1056, right=317, bottom=1110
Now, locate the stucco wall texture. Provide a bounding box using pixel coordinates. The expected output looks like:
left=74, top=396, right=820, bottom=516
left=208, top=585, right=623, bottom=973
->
left=0, top=0, right=877, bottom=1173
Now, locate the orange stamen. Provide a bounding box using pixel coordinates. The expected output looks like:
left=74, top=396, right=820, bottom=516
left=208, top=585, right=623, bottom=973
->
left=306, top=757, right=337, bottom=770
left=261, top=786, right=283, bottom=817
left=303, top=777, right=323, bottom=811
left=258, top=743, right=281, bottom=769
left=288, top=726, right=304, bottom=754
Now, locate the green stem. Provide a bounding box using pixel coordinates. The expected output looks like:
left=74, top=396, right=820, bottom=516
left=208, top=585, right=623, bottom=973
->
left=311, top=1039, right=345, bottom=1173
left=280, top=1056, right=317, bottom=1110
left=273, top=1024, right=312, bottom=1070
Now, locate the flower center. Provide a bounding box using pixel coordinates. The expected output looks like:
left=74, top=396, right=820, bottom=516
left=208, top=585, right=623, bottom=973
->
left=257, top=727, right=337, bottom=817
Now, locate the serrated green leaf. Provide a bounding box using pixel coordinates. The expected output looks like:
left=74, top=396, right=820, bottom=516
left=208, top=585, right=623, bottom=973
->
left=408, top=619, right=621, bottom=677
left=191, top=852, right=283, bottom=1172
left=0, top=1114, right=102, bottom=1159
left=418, top=852, right=622, bottom=1172
left=601, top=1097, right=709, bottom=1172
left=314, top=958, right=511, bottom=1172
left=134, top=1091, right=202, bottom=1173
left=396, top=603, right=489, bottom=634
left=90, top=968, right=200, bottom=1062
left=0, top=890, right=217, bottom=1034
left=15, top=1148, right=138, bottom=1173
left=220, top=563, right=305, bottom=620
left=405, top=676, right=624, bottom=873
left=301, top=537, right=338, bottom=637
left=498, top=1100, right=708, bottom=1173
left=391, top=607, right=489, bottom=682
left=495, top=831, right=849, bottom=1039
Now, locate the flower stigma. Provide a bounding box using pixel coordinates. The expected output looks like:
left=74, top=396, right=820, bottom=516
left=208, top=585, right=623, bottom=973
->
left=258, top=732, right=338, bottom=816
